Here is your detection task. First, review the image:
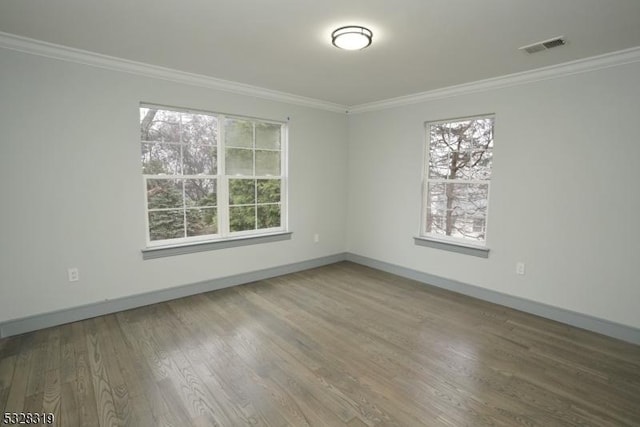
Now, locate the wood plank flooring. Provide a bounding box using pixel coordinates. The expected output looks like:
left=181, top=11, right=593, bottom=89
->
left=1, top=261, right=639, bottom=426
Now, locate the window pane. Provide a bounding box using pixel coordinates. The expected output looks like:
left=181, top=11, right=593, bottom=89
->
left=147, top=179, right=183, bottom=209
left=467, top=118, right=494, bottom=151
left=426, top=183, right=446, bottom=235
left=428, top=150, right=451, bottom=179
left=255, top=123, right=281, bottom=149
left=185, top=179, right=216, bottom=207
left=141, top=142, right=181, bottom=175
left=230, top=206, right=256, bottom=232
left=186, top=208, right=217, bottom=237
left=226, top=148, right=253, bottom=176
left=225, top=119, right=253, bottom=148
left=472, top=217, right=486, bottom=234
left=229, top=179, right=255, bottom=205
left=449, top=183, right=488, bottom=240
left=149, top=210, right=184, bottom=241
left=426, top=182, right=488, bottom=241
left=257, top=179, right=280, bottom=203
left=429, top=149, right=493, bottom=180
left=184, top=144, right=216, bottom=175
left=455, top=150, right=493, bottom=180
left=257, top=205, right=281, bottom=229
left=255, top=150, right=280, bottom=176
left=428, top=117, right=494, bottom=180
left=181, top=113, right=217, bottom=145
left=140, top=108, right=181, bottom=142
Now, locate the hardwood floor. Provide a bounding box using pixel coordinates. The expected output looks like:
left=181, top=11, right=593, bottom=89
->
left=1, top=261, right=639, bottom=426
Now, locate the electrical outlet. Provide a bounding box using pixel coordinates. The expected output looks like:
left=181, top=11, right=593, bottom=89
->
left=68, top=267, right=79, bottom=282
left=516, top=262, right=525, bottom=276
left=313, top=233, right=320, bottom=243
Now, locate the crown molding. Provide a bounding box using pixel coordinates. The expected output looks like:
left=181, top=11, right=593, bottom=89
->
left=0, top=32, right=348, bottom=114
left=2, top=31, right=639, bottom=116
left=347, top=46, right=640, bottom=114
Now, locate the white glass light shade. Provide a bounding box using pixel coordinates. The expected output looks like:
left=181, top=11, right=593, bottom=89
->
left=331, top=26, right=372, bottom=50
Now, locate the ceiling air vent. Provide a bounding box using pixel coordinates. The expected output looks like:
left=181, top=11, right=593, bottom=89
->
left=519, top=36, right=566, bottom=54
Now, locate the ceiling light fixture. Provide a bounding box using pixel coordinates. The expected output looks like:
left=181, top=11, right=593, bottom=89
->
left=331, top=26, right=373, bottom=50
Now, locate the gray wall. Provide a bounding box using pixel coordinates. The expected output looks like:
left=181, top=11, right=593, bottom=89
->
left=347, top=61, right=640, bottom=329
left=0, top=48, right=348, bottom=323
left=2, top=44, right=639, bottom=333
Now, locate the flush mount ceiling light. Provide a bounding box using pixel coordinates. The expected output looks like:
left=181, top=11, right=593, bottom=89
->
left=331, top=26, right=373, bottom=50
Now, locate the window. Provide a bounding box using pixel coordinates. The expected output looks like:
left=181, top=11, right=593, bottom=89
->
left=140, top=105, right=286, bottom=247
left=421, top=115, right=494, bottom=245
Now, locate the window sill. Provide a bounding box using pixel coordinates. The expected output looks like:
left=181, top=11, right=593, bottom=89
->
left=142, top=232, right=292, bottom=260
left=413, top=236, right=489, bottom=258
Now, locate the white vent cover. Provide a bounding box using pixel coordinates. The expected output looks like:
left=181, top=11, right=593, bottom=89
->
left=519, top=36, right=566, bottom=54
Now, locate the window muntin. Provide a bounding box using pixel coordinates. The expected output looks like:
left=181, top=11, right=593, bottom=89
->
left=140, top=105, right=286, bottom=247
left=422, top=115, right=494, bottom=245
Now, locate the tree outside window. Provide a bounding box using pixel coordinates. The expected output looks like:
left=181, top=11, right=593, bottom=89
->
left=423, top=115, right=494, bottom=244
left=140, top=106, right=286, bottom=246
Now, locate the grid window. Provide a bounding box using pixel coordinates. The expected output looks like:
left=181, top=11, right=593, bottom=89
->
left=140, top=105, right=286, bottom=246
left=422, top=115, right=494, bottom=244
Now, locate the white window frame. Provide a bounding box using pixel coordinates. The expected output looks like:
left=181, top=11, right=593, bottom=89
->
left=141, top=103, right=288, bottom=249
left=420, top=114, right=494, bottom=249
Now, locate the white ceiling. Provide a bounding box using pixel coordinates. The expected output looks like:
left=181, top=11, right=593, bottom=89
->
left=1, top=0, right=639, bottom=106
